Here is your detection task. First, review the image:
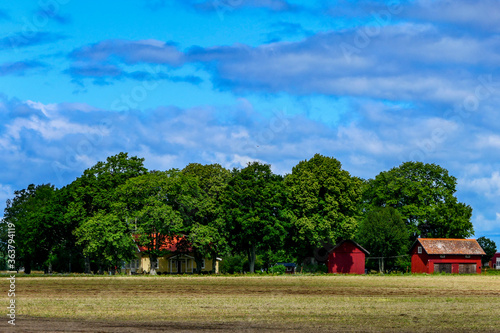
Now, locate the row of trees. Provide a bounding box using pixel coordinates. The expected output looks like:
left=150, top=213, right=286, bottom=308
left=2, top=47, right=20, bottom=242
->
left=2, top=152, right=489, bottom=274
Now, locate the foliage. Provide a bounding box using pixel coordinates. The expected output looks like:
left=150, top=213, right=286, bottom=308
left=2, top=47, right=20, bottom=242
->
left=302, top=263, right=328, bottom=273
left=284, top=154, right=363, bottom=261
left=477, top=236, right=497, bottom=265
left=260, top=249, right=296, bottom=269
left=219, top=254, right=264, bottom=273
left=181, top=163, right=231, bottom=273
left=268, top=264, right=286, bottom=274
left=65, top=152, right=147, bottom=222
left=114, top=170, right=185, bottom=274
left=223, top=162, right=287, bottom=273
left=356, top=207, right=409, bottom=272
left=1, top=153, right=480, bottom=275
left=74, top=211, right=137, bottom=269
left=66, top=152, right=148, bottom=273
left=2, top=184, right=63, bottom=273
left=363, top=161, right=473, bottom=241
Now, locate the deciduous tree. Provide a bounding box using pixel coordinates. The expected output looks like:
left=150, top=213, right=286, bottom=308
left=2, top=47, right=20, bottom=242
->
left=182, top=163, right=231, bottom=273
left=363, top=161, right=473, bottom=241
left=356, top=207, right=409, bottom=272
left=224, top=162, right=286, bottom=273
left=115, top=170, right=185, bottom=274
left=477, top=236, right=497, bottom=265
left=284, top=154, right=363, bottom=262
left=2, top=184, right=62, bottom=273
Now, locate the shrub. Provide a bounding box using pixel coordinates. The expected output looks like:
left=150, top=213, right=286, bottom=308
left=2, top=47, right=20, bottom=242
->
left=268, top=265, right=286, bottom=274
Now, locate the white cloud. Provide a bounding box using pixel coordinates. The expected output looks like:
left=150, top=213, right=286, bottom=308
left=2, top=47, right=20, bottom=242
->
left=460, top=172, right=500, bottom=199
left=473, top=213, right=500, bottom=233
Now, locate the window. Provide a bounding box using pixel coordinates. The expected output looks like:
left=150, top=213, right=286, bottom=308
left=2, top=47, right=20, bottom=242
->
left=201, top=259, right=205, bottom=269
left=418, top=246, right=422, bottom=254
left=440, top=255, right=445, bottom=259
left=465, top=255, right=470, bottom=259
left=156, top=258, right=160, bottom=269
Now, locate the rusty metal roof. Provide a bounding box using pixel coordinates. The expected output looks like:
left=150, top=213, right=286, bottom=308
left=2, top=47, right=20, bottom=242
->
left=416, top=238, right=485, bottom=255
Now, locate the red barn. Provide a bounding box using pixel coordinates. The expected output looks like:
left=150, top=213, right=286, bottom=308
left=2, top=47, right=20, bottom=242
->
left=489, top=253, right=500, bottom=269
left=410, top=238, right=485, bottom=274
left=328, top=240, right=369, bottom=274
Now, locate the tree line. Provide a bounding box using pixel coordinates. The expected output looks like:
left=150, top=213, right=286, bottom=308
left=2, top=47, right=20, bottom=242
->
left=1, top=152, right=486, bottom=274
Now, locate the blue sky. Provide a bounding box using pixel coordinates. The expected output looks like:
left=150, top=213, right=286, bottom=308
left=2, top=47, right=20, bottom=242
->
left=1, top=0, right=499, bottom=246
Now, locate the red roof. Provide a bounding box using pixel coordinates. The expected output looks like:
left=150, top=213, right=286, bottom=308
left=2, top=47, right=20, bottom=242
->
left=134, top=235, right=191, bottom=253
left=329, top=239, right=370, bottom=255
left=413, top=238, right=485, bottom=255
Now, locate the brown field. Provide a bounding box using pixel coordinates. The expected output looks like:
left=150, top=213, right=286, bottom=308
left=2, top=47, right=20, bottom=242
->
left=2, top=274, right=500, bottom=332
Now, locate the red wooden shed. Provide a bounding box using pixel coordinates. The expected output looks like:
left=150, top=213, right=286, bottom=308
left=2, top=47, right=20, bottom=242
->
left=488, top=252, right=500, bottom=269
left=327, top=240, right=369, bottom=274
left=410, top=238, right=485, bottom=274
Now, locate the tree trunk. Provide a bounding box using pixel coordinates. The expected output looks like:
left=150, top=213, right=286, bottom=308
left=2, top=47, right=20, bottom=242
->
left=149, top=254, right=157, bottom=275
left=46, top=250, right=53, bottom=274
left=195, top=256, right=203, bottom=274
left=378, top=258, right=385, bottom=273
left=24, top=256, right=32, bottom=274
left=248, top=244, right=256, bottom=273
left=84, top=256, right=91, bottom=274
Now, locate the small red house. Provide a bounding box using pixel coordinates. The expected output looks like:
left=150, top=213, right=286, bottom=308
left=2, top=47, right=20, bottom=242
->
left=489, top=253, right=500, bottom=269
left=410, top=238, right=485, bottom=274
left=328, top=240, right=369, bottom=274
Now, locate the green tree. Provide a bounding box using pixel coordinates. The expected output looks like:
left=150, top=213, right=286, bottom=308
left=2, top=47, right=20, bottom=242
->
left=356, top=207, right=409, bottom=273
left=363, top=161, right=473, bottom=241
left=283, top=154, right=363, bottom=262
left=182, top=163, right=231, bottom=273
left=2, top=184, right=63, bottom=274
left=224, top=162, right=287, bottom=273
left=115, top=170, right=185, bottom=275
left=74, top=211, right=137, bottom=272
left=477, top=236, right=497, bottom=266
left=66, top=152, right=148, bottom=273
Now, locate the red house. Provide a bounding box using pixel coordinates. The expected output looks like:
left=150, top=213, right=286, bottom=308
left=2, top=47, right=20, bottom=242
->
left=489, top=253, right=500, bottom=269
left=328, top=240, right=369, bottom=274
left=410, top=238, right=485, bottom=274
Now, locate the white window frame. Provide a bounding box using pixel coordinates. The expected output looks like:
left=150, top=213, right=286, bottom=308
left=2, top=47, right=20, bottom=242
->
left=418, top=246, right=422, bottom=254
left=201, top=259, right=205, bottom=269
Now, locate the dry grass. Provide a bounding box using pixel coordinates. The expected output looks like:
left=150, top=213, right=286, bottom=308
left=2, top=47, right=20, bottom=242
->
left=4, top=275, right=500, bottom=332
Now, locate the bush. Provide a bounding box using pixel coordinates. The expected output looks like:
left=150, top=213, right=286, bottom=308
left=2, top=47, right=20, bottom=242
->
left=268, top=265, right=286, bottom=274
left=220, top=255, right=264, bottom=274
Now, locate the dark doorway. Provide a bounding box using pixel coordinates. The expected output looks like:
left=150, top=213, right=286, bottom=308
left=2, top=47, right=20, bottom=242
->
left=459, top=264, right=476, bottom=274
left=434, top=263, right=452, bottom=273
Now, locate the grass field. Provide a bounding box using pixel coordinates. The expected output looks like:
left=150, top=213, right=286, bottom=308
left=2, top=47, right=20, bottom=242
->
left=2, top=274, right=500, bottom=332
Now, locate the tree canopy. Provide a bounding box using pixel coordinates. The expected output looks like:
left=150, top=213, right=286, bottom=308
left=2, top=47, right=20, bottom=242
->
left=223, top=162, right=287, bottom=273
left=284, top=154, right=363, bottom=261
left=1, top=153, right=479, bottom=274
left=356, top=207, right=409, bottom=272
left=477, top=236, right=497, bottom=265
left=363, top=161, right=474, bottom=241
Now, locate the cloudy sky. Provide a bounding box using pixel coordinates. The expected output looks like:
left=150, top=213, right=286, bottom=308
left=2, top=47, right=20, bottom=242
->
left=1, top=0, right=499, bottom=245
